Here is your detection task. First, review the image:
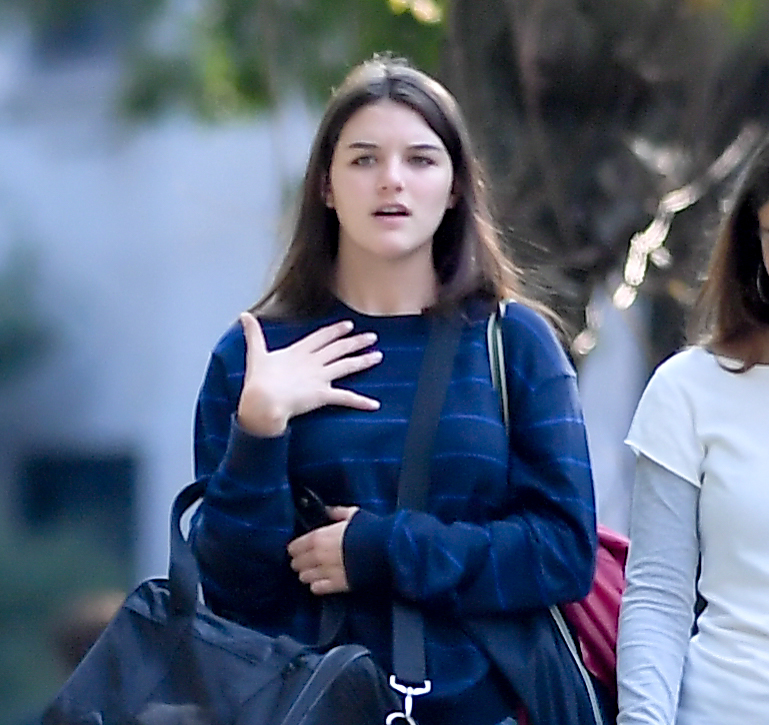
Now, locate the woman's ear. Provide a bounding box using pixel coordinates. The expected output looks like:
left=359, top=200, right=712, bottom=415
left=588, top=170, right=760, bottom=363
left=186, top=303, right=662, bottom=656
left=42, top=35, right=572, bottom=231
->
left=447, top=184, right=460, bottom=209
left=322, top=177, right=334, bottom=208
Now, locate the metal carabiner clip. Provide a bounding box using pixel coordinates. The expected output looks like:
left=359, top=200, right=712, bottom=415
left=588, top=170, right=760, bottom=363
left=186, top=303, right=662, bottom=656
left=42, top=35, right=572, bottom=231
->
left=385, top=713, right=417, bottom=725
left=385, top=676, right=432, bottom=725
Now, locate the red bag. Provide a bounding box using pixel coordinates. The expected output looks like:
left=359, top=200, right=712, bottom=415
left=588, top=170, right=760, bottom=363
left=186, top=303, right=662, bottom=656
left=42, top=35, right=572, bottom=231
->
left=561, top=524, right=628, bottom=698
left=517, top=525, right=627, bottom=725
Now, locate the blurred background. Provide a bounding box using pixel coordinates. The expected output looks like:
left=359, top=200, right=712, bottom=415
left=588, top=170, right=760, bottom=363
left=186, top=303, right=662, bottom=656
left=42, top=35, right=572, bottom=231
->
left=2, top=0, right=769, bottom=721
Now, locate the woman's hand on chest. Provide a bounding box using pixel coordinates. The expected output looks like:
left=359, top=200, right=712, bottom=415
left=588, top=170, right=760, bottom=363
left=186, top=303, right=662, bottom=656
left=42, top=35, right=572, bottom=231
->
left=236, top=313, right=384, bottom=437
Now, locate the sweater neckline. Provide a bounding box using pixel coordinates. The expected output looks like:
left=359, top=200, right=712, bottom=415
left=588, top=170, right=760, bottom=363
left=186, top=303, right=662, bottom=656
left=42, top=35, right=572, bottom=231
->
left=329, top=296, right=491, bottom=332
left=333, top=296, right=427, bottom=321
left=329, top=297, right=433, bottom=339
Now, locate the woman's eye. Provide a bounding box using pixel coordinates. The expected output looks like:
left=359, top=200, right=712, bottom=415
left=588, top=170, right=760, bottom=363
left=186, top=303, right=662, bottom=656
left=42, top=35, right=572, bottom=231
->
left=409, top=155, right=436, bottom=166
left=352, top=155, right=376, bottom=167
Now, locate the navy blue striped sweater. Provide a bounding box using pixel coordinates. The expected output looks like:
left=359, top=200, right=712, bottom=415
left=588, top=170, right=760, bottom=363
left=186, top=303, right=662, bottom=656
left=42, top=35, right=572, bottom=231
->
left=190, top=297, right=596, bottom=725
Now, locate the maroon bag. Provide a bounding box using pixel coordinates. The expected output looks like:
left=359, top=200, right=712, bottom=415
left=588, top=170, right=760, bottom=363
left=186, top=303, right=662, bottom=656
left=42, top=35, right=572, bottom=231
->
left=515, top=524, right=627, bottom=725
left=561, top=524, right=628, bottom=699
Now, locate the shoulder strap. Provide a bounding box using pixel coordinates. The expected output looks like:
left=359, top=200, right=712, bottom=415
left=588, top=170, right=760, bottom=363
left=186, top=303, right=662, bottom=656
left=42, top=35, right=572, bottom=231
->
left=320, top=313, right=463, bottom=697
left=396, top=314, right=463, bottom=511
left=320, top=313, right=463, bottom=667
left=486, top=300, right=509, bottom=431
left=391, top=313, right=463, bottom=689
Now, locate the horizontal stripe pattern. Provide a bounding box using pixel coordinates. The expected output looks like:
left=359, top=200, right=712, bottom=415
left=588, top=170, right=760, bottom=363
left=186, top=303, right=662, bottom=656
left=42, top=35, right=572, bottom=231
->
left=189, top=297, right=596, bottom=725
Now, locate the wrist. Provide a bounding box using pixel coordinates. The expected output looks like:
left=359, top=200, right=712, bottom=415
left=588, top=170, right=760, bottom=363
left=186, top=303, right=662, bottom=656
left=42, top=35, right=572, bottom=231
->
left=343, top=509, right=393, bottom=591
left=224, top=415, right=290, bottom=480
left=236, top=403, right=288, bottom=437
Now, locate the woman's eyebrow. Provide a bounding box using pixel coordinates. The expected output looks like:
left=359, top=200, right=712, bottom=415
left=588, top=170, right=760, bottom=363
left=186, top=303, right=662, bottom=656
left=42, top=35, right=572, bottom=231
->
left=344, top=141, right=444, bottom=152
left=408, top=143, right=444, bottom=152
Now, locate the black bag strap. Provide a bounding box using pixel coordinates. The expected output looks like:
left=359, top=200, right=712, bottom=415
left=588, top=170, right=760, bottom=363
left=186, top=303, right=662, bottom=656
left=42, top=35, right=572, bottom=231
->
left=316, top=312, right=463, bottom=675
left=395, top=314, right=462, bottom=512
left=168, top=479, right=206, bottom=616
left=391, top=313, right=463, bottom=687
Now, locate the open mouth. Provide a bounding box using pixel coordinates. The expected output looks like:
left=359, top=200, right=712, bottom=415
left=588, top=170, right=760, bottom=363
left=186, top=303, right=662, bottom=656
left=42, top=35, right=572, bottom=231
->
left=373, top=204, right=410, bottom=217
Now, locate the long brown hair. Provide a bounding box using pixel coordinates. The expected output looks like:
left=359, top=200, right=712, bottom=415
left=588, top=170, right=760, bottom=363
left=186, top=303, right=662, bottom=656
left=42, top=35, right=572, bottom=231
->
left=688, top=137, right=769, bottom=371
left=253, top=54, right=552, bottom=323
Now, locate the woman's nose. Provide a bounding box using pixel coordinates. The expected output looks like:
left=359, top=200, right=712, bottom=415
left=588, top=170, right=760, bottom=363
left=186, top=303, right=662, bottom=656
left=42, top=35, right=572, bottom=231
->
left=378, top=159, right=404, bottom=191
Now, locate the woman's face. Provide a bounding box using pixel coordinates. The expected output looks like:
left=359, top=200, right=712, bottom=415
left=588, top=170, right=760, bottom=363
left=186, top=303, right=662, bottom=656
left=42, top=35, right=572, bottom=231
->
left=757, top=200, right=769, bottom=273
left=326, top=99, right=456, bottom=269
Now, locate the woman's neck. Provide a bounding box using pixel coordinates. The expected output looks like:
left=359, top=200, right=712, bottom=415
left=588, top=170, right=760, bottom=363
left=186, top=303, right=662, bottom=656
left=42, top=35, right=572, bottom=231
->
left=711, top=328, right=769, bottom=366
left=333, top=257, right=438, bottom=316
left=758, top=330, right=769, bottom=364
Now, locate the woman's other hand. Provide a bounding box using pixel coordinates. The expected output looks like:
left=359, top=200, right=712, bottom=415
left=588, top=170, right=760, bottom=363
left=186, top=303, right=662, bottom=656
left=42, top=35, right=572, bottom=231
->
left=287, top=506, right=359, bottom=595
left=236, top=313, right=382, bottom=437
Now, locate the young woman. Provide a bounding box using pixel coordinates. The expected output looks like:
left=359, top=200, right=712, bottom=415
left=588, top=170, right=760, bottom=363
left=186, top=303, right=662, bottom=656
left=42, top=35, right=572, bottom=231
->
left=617, top=139, right=769, bottom=724
left=190, top=54, right=597, bottom=725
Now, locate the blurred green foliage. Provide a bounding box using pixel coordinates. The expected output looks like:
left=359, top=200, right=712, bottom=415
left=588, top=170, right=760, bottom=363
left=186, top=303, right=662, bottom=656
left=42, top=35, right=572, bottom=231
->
left=121, top=0, right=445, bottom=119
left=0, top=0, right=445, bottom=117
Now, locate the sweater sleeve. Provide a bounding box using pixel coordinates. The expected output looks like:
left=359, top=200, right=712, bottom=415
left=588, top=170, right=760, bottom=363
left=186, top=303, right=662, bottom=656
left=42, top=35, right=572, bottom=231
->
left=617, top=455, right=700, bottom=725
left=189, top=325, right=297, bottom=613
left=344, top=305, right=597, bottom=615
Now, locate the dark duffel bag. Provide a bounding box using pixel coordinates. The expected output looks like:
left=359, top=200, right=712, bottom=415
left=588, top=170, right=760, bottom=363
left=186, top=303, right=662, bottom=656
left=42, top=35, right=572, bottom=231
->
left=42, top=480, right=402, bottom=725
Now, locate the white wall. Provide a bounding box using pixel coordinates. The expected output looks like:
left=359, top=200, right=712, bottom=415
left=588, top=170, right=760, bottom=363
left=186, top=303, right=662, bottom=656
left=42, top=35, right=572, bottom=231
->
left=0, top=47, right=317, bottom=582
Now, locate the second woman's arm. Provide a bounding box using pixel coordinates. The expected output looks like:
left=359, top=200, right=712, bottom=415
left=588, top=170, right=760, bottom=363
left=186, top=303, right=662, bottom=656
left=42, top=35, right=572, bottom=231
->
left=617, top=455, right=700, bottom=725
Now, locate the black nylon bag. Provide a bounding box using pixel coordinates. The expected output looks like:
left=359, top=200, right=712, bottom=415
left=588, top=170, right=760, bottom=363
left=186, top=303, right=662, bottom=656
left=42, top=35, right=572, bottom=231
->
left=466, top=612, right=604, bottom=725
left=42, top=481, right=401, bottom=725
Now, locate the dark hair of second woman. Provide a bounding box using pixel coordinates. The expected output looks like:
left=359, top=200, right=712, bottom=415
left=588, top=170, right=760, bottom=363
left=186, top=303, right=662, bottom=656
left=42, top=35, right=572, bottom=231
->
left=253, top=54, right=539, bottom=320
left=688, top=139, right=769, bottom=371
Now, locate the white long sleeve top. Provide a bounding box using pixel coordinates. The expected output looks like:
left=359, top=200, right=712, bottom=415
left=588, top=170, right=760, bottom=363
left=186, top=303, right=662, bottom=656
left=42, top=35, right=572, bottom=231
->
left=617, top=346, right=769, bottom=725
